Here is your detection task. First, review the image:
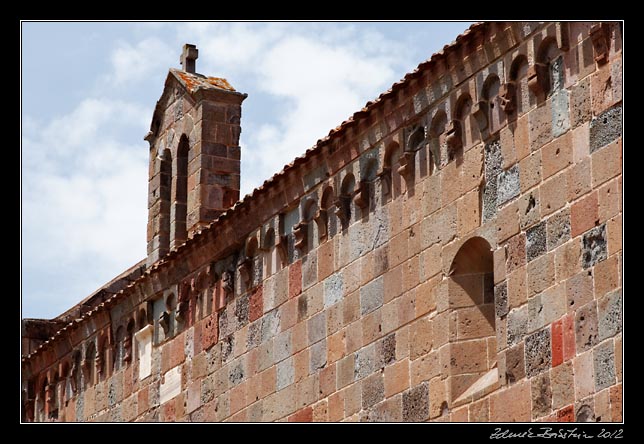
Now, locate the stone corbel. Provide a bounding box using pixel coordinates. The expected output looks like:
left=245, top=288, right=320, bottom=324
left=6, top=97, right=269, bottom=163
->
left=377, top=166, right=392, bottom=196
left=396, top=152, right=415, bottom=180
left=45, top=384, right=55, bottom=412
left=69, top=358, right=78, bottom=392
left=95, top=350, right=103, bottom=375
left=275, top=234, right=289, bottom=265
left=314, top=209, right=328, bottom=240
left=123, top=334, right=132, bottom=363
left=556, top=22, right=570, bottom=51
left=499, top=82, right=516, bottom=114
left=590, top=23, right=611, bottom=65
left=527, top=63, right=549, bottom=101
left=334, top=196, right=350, bottom=226
left=159, top=311, right=170, bottom=336
left=445, top=120, right=463, bottom=154
left=236, top=256, right=252, bottom=290
left=176, top=281, right=191, bottom=323
left=293, top=221, right=308, bottom=251
left=472, top=100, right=489, bottom=131
left=353, top=180, right=370, bottom=209
left=81, top=357, right=92, bottom=382
left=221, top=269, right=234, bottom=296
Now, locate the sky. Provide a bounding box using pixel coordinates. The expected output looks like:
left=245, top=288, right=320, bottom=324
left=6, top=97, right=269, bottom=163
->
left=21, top=21, right=474, bottom=319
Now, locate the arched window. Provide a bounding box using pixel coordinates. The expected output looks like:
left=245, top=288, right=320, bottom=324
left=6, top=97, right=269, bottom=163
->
left=48, top=372, right=59, bottom=420
left=529, top=38, right=562, bottom=103
left=37, top=376, right=47, bottom=421
left=125, top=318, right=135, bottom=364
left=172, top=135, right=189, bottom=248
left=482, top=74, right=503, bottom=136
left=507, top=55, right=530, bottom=115
left=356, top=158, right=378, bottom=215
left=263, top=227, right=279, bottom=276
left=320, top=186, right=336, bottom=240
left=382, top=142, right=402, bottom=200
left=247, top=237, right=262, bottom=288
left=114, top=326, right=125, bottom=372
left=454, top=94, right=480, bottom=154
left=407, top=126, right=425, bottom=152
left=447, top=237, right=497, bottom=404
left=429, top=111, right=447, bottom=174
left=61, top=362, right=71, bottom=401
left=159, top=148, right=172, bottom=256
left=337, top=173, right=355, bottom=229
left=96, top=336, right=108, bottom=381
left=71, top=350, right=82, bottom=394
left=165, top=294, right=177, bottom=338
left=137, top=308, right=148, bottom=331
left=84, top=342, right=96, bottom=389
left=303, top=198, right=319, bottom=251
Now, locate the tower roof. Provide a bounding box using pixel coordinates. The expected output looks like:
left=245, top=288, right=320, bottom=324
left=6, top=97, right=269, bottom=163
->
left=170, top=68, right=236, bottom=94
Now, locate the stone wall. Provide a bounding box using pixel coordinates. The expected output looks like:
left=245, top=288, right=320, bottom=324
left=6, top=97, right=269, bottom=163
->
left=22, top=21, right=622, bottom=422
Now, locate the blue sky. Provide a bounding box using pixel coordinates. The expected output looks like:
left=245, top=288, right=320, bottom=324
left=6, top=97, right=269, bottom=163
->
left=21, top=21, right=474, bottom=319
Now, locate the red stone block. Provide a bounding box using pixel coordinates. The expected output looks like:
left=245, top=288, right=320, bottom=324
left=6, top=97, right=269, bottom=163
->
left=201, top=312, right=219, bottom=351
left=249, top=286, right=264, bottom=322
left=289, top=260, right=302, bottom=299
left=138, top=386, right=149, bottom=416
left=556, top=405, right=575, bottom=422
left=213, top=283, right=226, bottom=312
left=562, top=313, right=576, bottom=362
left=288, top=406, right=313, bottom=422
left=162, top=398, right=177, bottom=422
left=570, top=191, right=598, bottom=238
left=170, top=333, right=186, bottom=368
left=551, top=319, right=564, bottom=367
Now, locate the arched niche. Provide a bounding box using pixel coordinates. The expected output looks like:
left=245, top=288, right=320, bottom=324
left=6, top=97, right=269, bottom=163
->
left=447, top=236, right=499, bottom=405
left=429, top=110, right=448, bottom=173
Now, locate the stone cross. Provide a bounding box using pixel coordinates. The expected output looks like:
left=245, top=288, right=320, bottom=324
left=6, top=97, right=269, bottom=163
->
left=180, top=44, right=198, bottom=74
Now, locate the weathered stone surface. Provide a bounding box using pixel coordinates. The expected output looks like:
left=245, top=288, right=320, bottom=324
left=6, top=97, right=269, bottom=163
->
left=593, top=341, right=615, bottom=391
left=598, top=289, right=622, bottom=341
left=504, top=342, right=525, bottom=384
left=361, top=373, right=385, bottom=410
left=582, top=224, right=607, bottom=269
left=402, top=383, right=429, bottom=422
left=575, top=301, right=599, bottom=353
left=497, top=165, right=520, bottom=206
left=551, top=90, right=570, bottom=137
left=23, top=25, right=622, bottom=424
left=551, top=361, right=574, bottom=409
left=507, top=305, right=528, bottom=347
left=589, top=105, right=622, bottom=153
left=354, top=345, right=377, bottom=381
left=360, top=276, right=384, bottom=316
left=324, top=273, right=343, bottom=308
left=531, top=372, right=552, bottom=419
left=526, top=222, right=547, bottom=262
left=525, top=328, right=551, bottom=378
left=546, top=209, right=571, bottom=251
left=495, top=281, right=508, bottom=318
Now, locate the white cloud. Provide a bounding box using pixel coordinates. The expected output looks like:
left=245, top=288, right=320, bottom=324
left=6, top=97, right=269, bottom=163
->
left=22, top=97, right=149, bottom=318
left=22, top=22, right=466, bottom=319
left=108, top=37, right=175, bottom=86
left=173, top=22, right=413, bottom=194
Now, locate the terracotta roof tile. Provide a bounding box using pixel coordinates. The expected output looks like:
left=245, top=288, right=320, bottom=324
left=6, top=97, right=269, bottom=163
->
left=172, top=68, right=236, bottom=94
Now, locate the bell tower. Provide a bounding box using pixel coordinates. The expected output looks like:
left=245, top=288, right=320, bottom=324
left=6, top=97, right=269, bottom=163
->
left=145, top=44, right=247, bottom=266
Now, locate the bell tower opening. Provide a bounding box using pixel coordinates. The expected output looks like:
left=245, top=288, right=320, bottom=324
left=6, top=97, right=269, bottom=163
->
left=145, top=44, right=247, bottom=266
